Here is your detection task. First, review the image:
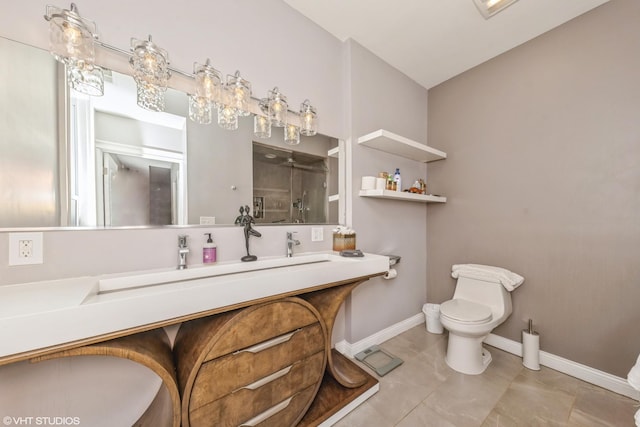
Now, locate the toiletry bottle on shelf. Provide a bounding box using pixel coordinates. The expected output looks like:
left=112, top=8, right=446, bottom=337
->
left=203, top=233, right=217, bottom=264
left=393, top=168, right=402, bottom=192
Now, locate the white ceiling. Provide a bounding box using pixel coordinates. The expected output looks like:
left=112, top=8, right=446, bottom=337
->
left=283, top=0, right=609, bottom=89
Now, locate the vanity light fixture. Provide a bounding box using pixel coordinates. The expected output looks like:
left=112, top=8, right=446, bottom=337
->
left=130, top=36, right=171, bottom=112
left=226, top=70, right=252, bottom=116
left=268, top=87, right=288, bottom=128
left=189, top=59, right=222, bottom=124
left=284, top=123, right=301, bottom=146
left=472, top=0, right=520, bottom=19
left=44, top=3, right=104, bottom=96
left=43, top=4, right=318, bottom=141
left=299, top=99, right=317, bottom=136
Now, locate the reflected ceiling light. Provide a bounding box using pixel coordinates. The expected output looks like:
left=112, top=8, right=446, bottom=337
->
left=268, top=87, right=288, bottom=127
left=44, top=3, right=104, bottom=96
left=299, top=99, right=317, bottom=136
left=226, top=70, right=252, bottom=116
left=254, top=99, right=272, bottom=138
left=189, top=59, right=222, bottom=124
left=473, top=0, right=520, bottom=19
left=130, top=35, right=171, bottom=112
left=217, top=86, right=239, bottom=131
left=189, top=94, right=213, bottom=125
left=284, top=123, right=300, bottom=146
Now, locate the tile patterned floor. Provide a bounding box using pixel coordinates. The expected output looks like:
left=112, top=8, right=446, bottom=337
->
left=333, top=326, right=639, bottom=427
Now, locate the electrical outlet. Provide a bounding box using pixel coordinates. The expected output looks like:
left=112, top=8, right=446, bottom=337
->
left=311, top=228, right=324, bottom=242
left=199, top=216, right=216, bottom=225
left=9, top=232, right=43, bottom=266
left=19, top=239, right=33, bottom=258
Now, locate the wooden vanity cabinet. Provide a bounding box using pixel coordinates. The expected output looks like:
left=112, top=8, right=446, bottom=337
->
left=174, top=297, right=327, bottom=427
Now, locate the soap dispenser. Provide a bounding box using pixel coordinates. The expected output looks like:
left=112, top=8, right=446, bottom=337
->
left=203, top=233, right=217, bottom=264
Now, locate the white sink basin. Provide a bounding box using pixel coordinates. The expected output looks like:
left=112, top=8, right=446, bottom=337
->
left=98, top=253, right=332, bottom=294
left=0, top=252, right=389, bottom=360
left=0, top=278, right=97, bottom=318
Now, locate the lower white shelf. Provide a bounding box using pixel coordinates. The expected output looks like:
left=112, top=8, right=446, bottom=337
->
left=358, top=189, right=446, bottom=203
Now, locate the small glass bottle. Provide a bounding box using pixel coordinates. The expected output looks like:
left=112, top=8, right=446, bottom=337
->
left=393, top=168, right=402, bottom=192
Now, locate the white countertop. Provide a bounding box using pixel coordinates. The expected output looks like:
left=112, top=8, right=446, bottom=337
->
left=0, top=251, right=389, bottom=360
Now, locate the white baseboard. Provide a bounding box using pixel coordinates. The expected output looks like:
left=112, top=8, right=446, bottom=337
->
left=485, top=333, right=640, bottom=400
left=334, top=313, right=639, bottom=401
left=334, top=313, right=425, bottom=358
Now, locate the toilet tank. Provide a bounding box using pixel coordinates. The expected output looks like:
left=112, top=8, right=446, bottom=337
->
left=452, top=276, right=512, bottom=321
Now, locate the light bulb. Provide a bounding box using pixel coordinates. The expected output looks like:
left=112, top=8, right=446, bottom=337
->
left=62, top=22, right=82, bottom=46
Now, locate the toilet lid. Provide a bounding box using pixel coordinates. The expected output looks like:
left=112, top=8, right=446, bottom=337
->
left=440, top=299, right=492, bottom=324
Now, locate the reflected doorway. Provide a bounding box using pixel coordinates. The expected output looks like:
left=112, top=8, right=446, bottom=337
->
left=99, top=153, right=180, bottom=226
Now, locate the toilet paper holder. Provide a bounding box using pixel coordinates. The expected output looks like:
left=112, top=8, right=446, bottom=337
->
left=522, top=318, right=540, bottom=371
left=387, top=255, right=401, bottom=267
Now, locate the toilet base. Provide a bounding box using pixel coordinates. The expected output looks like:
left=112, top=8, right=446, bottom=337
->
left=445, top=333, right=492, bottom=375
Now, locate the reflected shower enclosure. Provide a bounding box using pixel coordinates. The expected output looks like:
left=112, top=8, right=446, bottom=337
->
left=252, top=143, right=336, bottom=224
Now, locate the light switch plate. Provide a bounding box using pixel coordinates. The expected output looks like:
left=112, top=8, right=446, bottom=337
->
left=311, top=228, right=324, bottom=242
left=9, top=232, right=44, bottom=265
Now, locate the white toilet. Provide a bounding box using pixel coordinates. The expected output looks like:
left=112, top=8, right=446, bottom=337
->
left=439, top=264, right=524, bottom=375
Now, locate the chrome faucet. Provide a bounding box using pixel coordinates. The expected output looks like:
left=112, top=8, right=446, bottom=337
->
left=178, top=235, right=189, bottom=269
left=286, top=231, right=300, bottom=257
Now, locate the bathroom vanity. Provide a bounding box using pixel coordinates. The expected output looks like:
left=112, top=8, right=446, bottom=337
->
left=0, top=252, right=389, bottom=426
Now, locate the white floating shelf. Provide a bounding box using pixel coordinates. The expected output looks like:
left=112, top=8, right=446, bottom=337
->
left=357, top=129, right=446, bottom=163
left=327, top=147, right=339, bottom=158
left=359, top=189, right=446, bottom=203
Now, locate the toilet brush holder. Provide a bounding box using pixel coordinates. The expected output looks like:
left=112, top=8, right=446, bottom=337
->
left=522, top=319, right=540, bottom=371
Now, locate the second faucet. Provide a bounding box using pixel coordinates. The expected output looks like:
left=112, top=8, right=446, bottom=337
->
left=286, top=232, right=301, bottom=257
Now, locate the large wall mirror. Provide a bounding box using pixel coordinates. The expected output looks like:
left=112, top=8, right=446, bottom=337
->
left=0, top=36, right=341, bottom=229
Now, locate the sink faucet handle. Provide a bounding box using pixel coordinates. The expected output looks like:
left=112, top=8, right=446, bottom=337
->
left=178, top=235, right=188, bottom=248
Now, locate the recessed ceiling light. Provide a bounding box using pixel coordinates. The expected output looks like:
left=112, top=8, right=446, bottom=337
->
left=473, top=0, right=520, bottom=19
left=264, top=153, right=277, bottom=159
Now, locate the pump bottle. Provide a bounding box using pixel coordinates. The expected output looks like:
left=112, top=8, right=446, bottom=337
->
left=203, top=233, right=217, bottom=264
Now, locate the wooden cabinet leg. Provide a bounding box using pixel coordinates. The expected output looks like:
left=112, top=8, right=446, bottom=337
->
left=302, top=280, right=369, bottom=388
left=31, top=328, right=180, bottom=427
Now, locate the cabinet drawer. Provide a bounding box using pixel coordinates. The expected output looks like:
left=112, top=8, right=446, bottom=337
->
left=188, top=351, right=324, bottom=427
left=190, top=322, right=324, bottom=409
left=204, top=301, right=320, bottom=361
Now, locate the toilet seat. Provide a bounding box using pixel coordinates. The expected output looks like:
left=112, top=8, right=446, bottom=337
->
left=440, top=299, right=492, bottom=324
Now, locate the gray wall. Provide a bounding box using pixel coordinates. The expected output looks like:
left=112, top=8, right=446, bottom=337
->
left=426, top=0, right=640, bottom=377
left=345, top=40, right=430, bottom=342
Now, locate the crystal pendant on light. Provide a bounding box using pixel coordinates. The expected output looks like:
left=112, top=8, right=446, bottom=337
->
left=299, top=99, right=317, bottom=136
left=130, top=36, right=171, bottom=112
left=194, top=59, right=222, bottom=104
left=284, top=124, right=300, bottom=145
left=268, top=87, right=288, bottom=127
left=189, top=59, right=221, bottom=124
left=226, top=70, right=251, bottom=116
left=45, top=3, right=104, bottom=96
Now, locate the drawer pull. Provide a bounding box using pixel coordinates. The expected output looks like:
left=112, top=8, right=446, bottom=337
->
left=238, top=395, right=294, bottom=427
left=234, top=330, right=298, bottom=354
left=237, top=365, right=292, bottom=392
